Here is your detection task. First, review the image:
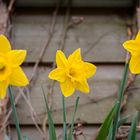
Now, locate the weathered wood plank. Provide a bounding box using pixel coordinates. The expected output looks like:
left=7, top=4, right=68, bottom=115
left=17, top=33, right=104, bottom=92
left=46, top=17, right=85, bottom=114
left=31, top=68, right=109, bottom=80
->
left=10, top=65, right=140, bottom=124
left=12, top=14, right=128, bottom=63
left=16, top=0, right=133, bottom=7
left=10, top=125, right=140, bottom=140
left=0, top=2, right=7, bottom=34
left=11, top=126, right=99, bottom=140
left=137, top=8, right=140, bottom=29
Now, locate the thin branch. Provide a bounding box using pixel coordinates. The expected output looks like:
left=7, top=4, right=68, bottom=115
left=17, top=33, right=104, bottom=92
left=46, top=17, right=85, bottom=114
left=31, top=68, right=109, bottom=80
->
left=29, top=4, right=59, bottom=85
left=42, top=0, right=74, bottom=132
left=3, top=0, right=15, bottom=35
left=0, top=1, right=60, bottom=139
left=18, top=88, right=45, bottom=138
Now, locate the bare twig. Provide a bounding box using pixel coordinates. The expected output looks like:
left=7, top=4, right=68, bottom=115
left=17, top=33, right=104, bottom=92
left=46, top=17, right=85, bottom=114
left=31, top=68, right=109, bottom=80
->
left=19, top=88, right=45, bottom=138
left=0, top=1, right=60, bottom=139
left=0, top=93, right=21, bottom=133
left=116, top=125, right=140, bottom=139
left=0, top=1, right=15, bottom=139
left=29, top=3, right=59, bottom=86
left=42, top=0, right=78, bottom=132
left=3, top=0, right=15, bottom=35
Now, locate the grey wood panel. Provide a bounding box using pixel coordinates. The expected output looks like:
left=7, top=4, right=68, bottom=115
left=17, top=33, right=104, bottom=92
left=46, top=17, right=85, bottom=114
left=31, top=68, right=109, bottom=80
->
left=12, top=14, right=128, bottom=63
left=0, top=3, right=7, bottom=34
left=11, top=126, right=99, bottom=140
left=16, top=0, right=133, bottom=7
left=10, top=65, right=140, bottom=124
left=10, top=125, right=140, bottom=140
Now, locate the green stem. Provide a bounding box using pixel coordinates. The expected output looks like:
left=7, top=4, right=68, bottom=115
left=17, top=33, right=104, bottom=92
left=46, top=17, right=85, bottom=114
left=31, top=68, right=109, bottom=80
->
left=62, top=95, right=67, bottom=124
left=118, top=63, right=129, bottom=102
left=68, top=97, right=80, bottom=140
left=62, top=95, right=67, bottom=140
left=8, top=86, right=22, bottom=140
left=112, top=63, right=129, bottom=140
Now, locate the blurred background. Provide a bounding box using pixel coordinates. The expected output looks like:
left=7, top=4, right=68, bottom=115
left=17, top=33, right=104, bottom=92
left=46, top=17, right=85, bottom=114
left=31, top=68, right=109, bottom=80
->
left=1, top=0, right=140, bottom=139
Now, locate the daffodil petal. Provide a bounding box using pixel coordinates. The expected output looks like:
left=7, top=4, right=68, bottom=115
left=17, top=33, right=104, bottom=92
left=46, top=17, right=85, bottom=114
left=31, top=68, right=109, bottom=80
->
left=9, top=67, right=29, bottom=86
left=136, top=30, right=140, bottom=41
left=74, top=79, right=89, bottom=93
left=68, top=48, right=81, bottom=63
left=60, top=78, right=75, bottom=97
left=123, top=40, right=140, bottom=56
left=129, top=55, right=140, bottom=74
left=56, top=50, right=68, bottom=68
left=0, top=81, right=8, bottom=99
left=48, top=68, right=66, bottom=82
left=84, top=62, right=97, bottom=78
left=7, top=50, right=26, bottom=66
left=0, top=35, right=11, bottom=53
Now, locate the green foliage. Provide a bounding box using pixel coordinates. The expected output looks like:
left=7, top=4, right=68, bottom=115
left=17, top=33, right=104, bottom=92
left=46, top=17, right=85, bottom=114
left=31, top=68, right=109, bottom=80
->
left=41, top=86, right=79, bottom=140
left=128, top=112, right=139, bottom=140
left=42, top=86, right=57, bottom=140
left=62, top=95, right=67, bottom=140
left=108, top=122, right=113, bottom=140
left=68, top=97, right=79, bottom=140
left=118, top=115, right=129, bottom=127
left=8, top=86, right=22, bottom=140
left=96, top=101, right=119, bottom=140
left=96, top=61, right=139, bottom=140
left=111, top=63, right=129, bottom=140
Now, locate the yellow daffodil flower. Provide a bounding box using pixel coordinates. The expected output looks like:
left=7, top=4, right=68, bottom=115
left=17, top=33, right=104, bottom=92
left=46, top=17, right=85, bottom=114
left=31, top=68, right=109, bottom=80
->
left=123, top=31, right=140, bottom=74
left=0, top=35, right=29, bottom=99
left=48, top=48, right=96, bottom=97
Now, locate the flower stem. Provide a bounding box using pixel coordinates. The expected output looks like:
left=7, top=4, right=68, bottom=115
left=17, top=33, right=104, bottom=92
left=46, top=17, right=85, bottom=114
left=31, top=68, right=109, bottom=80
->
left=62, top=95, right=67, bottom=140
left=112, top=62, right=129, bottom=140
left=8, top=86, right=22, bottom=140
left=68, top=96, right=79, bottom=140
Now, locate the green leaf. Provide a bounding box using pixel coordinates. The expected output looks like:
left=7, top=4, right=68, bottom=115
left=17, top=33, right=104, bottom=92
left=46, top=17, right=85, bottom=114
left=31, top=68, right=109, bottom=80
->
left=128, top=111, right=139, bottom=140
left=23, top=136, right=32, bottom=140
left=112, top=63, right=129, bottom=140
left=41, top=86, right=57, bottom=140
left=108, top=122, right=113, bottom=140
left=118, top=115, right=129, bottom=127
left=8, top=86, right=22, bottom=140
left=63, top=123, right=67, bottom=140
left=96, top=101, right=119, bottom=140
left=62, top=95, right=67, bottom=140
left=68, top=97, right=80, bottom=140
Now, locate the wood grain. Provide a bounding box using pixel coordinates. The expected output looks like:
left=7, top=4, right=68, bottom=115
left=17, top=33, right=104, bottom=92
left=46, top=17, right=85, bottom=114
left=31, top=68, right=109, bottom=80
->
left=0, top=3, right=7, bottom=34
left=15, top=0, right=133, bottom=7
left=11, top=125, right=99, bottom=140
left=9, top=65, right=140, bottom=124
left=12, top=14, right=128, bottom=63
